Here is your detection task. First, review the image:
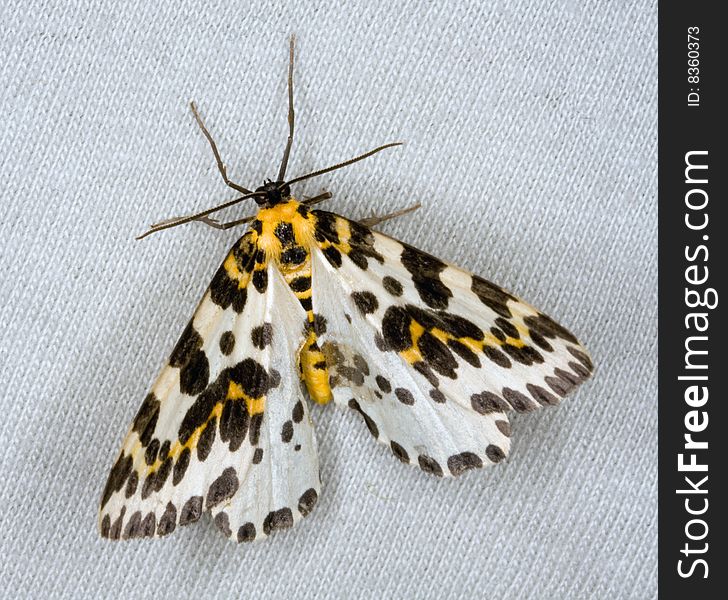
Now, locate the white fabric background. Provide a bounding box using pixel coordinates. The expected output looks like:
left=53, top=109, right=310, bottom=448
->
left=0, top=1, right=656, bottom=598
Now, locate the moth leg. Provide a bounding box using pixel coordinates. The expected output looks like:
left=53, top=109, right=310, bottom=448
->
left=358, top=202, right=422, bottom=227
left=189, top=101, right=252, bottom=195
left=302, top=191, right=333, bottom=206
left=192, top=215, right=255, bottom=230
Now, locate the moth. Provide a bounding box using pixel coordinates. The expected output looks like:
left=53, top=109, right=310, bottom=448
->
left=100, top=38, right=593, bottom=543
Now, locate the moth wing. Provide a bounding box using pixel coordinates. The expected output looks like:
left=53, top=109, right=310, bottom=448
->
left=99, top=234, right=320, bottom=541
left=311, top=211, right=593, bottom=477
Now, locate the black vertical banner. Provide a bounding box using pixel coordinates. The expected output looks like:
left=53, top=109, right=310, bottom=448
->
left=659, top=2, right=726, bottom=597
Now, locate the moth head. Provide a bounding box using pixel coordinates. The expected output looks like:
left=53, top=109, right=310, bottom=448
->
left=254, top=180, right=291, bottom=207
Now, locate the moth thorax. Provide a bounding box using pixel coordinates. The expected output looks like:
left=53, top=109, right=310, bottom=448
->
left=255, top=180, right=291, bottom=207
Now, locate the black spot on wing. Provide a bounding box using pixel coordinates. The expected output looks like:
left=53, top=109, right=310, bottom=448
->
left=568, top=346, right=594, bottom=371
left=229, top=357, right=276, bottom=398
left=435, top=312, right=484, bottom=340
left=220, top=397, right=250, bottom=452
left=491, top=327, right=506, bottom=342
left=178, top=380, right=226, bottom=444
left=471, top=275, right=515, bottom=318
left=252, top=269, right=268, bottom=293
left=495, top=420, right=511, bottom=437
left=158, top=440, right=171, bottom=461
left=313, top=210, right=339, bottom=243
left=237, top=522, right=256, bottom=542
left=569, top=361, right=591, bottom=379
left=144, top=439, right=160, bottom=465
left=447, top=340, right=481, bottom=368
left=395, top=387, right=415, bottom=405
left=141, top=457, right=172, bottom=499
left=197, top=417, right=217, bottom=460
left=375, top=375, right=391, bottom=393
left=101, top=452, right=133, bottom=509
left=347, top=219, right=384, bottom=264
left=351, top=291, right=379, bottom=315
left=179, top=350, right=210, bottom=396
left=281, top=420, right=294, bottom=443
left=292, top=400, right=304, bottom=423
left=381, top=306, right=412, bottom=352
left=429, top=388, right=446, bottom=403
left=157, top=502, right=177, bottom=536
left=322, top=246, right=342, bottom=267
left=545, top=368, right=580, bottom=396
left=210, top=264, right=248, bottom=312
left=249, top=413, right=263, bottom=446
left=108, top=508, right=125, bottom=540
left=122, top=511, right=142, bottom=539
left=382, top=276, right=403, bottom=296
left=263, top=508, right=294, bottom=535
left=132, top=393, right=160, bottom=447
left=523, top=313, right=579, bottom=344
left=471, top=391, right=509, bottom=414
left=501, top=343, right=542, bottom=366
left=100, top=515, right=111, bottom=538
left=209, top=235, right=255, bottom=312
left=486, top=444, right=506, bottom=463
left=390, top=441, right=409, bottom=463
left=179, top=496, right=203, bottom=525
left=483, top=345, right=512, bottom=369
left=417, top=331, right=457, bottom=378
left=447, top=452, right=483, bottom=476
left=140, top=513, right=156, bottom=537
left=219, top=331, right=235, bottom=355
left=173, top=448, right=191, bottom=485
left=502, top=387, right=537, bottom=412
left=251, top=323, right=273, bottom=349
left=169, top=322, right=203, bottom=368
left=495, top=316, right=520, bottom=339
left=401, top=244, right=452, bottom=309
left=412, top=361, right=439, bottom=388
left=298, top=488, right=318, bottom=517
left=206, top=467, right=240, bottom=508
left=125, top=470, right=138, bottom=498
left=214, top=513, right=232, bottom=537
left=527, top=383, right=559, bottom=406
left=418, top=454, right=443, bottom=477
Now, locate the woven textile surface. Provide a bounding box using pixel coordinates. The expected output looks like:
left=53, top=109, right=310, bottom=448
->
left=0, top=1, right=656, bottom=598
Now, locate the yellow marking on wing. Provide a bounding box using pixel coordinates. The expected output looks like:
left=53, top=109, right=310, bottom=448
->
left=400, top=320, right=425, bottom=364
left=334, top=217, right=352, bottom=254
left=430, top=328, right=449, bottom=344
left=135, top=403, right=224, bottom=477
left=228, top=381, right=265, bottom=415
left=223, top=253, right=247, bottom=285
left=395, top=316, right=527, bottom=367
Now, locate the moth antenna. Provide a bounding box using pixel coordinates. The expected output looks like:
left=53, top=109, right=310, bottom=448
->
left=283, top=142, right=403, bottom=187
left=137, top=191, right=264, bottom=239
left=277, top=35, right=296, bottom=182
left=190, top=102, right=252, bottom=195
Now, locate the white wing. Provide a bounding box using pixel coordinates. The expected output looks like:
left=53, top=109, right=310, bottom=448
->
left=310, top=211, right=593, bottom=477
left=100, top=234, right=320, bottom=541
